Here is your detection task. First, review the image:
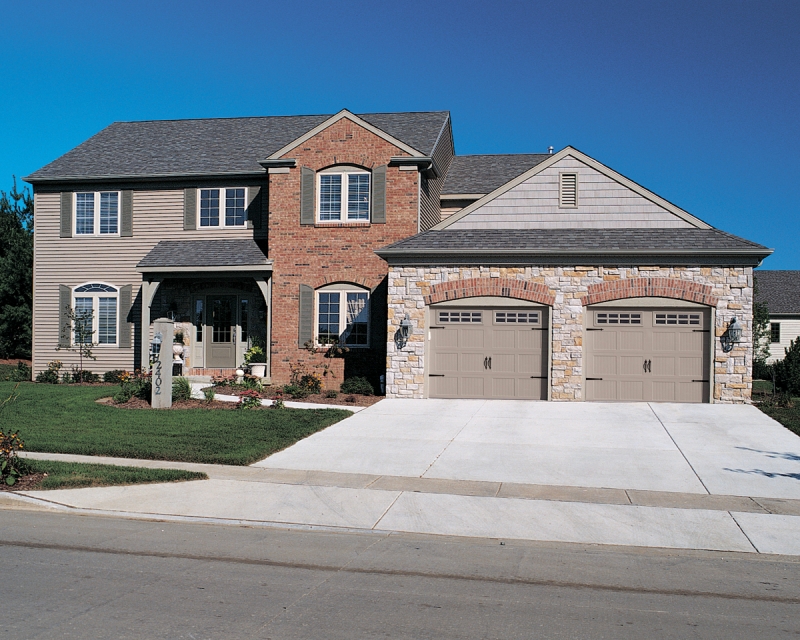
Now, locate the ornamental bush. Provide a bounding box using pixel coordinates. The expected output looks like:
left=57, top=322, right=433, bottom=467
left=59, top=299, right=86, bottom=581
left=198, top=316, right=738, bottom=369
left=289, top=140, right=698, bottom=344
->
left=339, top=376, right=374, bottom=396
left=172, top=377, right=192, bottom=402
left=774, top=337, right=800, bottom=397
left=104, top=370, right=129, bottom=384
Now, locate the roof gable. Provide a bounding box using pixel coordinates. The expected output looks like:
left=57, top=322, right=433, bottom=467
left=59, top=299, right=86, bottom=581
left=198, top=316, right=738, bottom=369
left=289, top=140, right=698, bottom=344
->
left=434, top=147, right=711, bottom=231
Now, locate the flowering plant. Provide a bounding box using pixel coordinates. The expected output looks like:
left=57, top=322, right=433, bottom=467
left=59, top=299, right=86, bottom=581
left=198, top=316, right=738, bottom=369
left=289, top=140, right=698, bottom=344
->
left=238, top=389, right=262, bottom=410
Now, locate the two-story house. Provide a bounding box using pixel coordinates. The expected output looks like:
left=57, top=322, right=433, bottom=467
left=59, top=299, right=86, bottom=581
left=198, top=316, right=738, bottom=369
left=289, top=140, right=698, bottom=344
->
left=25, top=109, right=771, bottom=403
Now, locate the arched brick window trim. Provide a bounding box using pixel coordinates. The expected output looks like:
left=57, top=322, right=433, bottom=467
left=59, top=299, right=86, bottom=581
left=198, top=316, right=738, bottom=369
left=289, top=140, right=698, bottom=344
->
left=584, top=277, right=718, bottom=306
left=424, top=278, right=555, bottom=306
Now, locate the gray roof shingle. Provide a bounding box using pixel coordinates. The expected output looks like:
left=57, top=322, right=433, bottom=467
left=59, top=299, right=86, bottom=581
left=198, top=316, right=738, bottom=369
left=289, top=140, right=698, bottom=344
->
left=442, top=154, right=551, bottom=195
left=755, top=270, right=800, bottom=314
left=137, top=239, right=270, bottom=269
left=26, top=111, right=450, bottom=181
left=377, top=228, right=771, bottom=258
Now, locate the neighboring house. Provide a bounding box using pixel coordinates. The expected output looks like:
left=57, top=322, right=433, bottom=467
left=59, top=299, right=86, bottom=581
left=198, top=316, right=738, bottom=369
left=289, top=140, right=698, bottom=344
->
left=25, top=109, right=771, bottom=403
left=754, top=270, right=800, bottom=362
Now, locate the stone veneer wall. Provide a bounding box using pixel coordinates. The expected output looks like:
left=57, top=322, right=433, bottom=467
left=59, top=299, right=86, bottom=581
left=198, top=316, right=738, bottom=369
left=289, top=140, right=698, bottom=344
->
left=386, top=266, right=753, bottom=403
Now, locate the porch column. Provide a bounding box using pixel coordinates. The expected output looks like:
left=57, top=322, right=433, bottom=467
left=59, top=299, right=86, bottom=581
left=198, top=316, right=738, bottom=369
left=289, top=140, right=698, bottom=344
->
left=254, top=275, right=272, bottom=379
left=140, top=278, right=162, bottom=371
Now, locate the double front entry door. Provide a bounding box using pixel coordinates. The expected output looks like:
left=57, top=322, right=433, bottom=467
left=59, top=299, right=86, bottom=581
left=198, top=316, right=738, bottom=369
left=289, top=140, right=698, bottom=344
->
left=196, top=295, right=251, bottom=369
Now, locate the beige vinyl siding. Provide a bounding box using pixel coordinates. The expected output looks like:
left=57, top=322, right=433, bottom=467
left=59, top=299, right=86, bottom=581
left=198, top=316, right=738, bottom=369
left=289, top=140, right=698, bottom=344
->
left=418, top=120, right=455, bottom=232
left=33, top=190, right=253, bottom=375
left=766, top=317, right=800, bottom=363
left=447, top=155, right=694, bottom=230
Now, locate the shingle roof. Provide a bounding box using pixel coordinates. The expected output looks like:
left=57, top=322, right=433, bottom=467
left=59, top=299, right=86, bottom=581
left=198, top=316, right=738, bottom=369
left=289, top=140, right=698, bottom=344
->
left=377, top=228, right=771, bottom=260
left=137, top=239, right=270, bottom=270
left=755, top=270, right=800, bottom=314
left=26, top=111, right=450, bottom=181
left=442, top=154, right=551, bottom=195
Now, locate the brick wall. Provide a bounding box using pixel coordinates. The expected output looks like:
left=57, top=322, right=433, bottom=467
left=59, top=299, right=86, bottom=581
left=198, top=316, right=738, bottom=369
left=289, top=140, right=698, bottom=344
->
left=268, top=118, right=420, bottom=387
left=387, top=265, right=754, bottom=403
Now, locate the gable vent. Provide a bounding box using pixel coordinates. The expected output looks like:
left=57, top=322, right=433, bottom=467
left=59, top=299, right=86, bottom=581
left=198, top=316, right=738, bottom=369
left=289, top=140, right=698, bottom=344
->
left=559, top=172, right=578, bottom=208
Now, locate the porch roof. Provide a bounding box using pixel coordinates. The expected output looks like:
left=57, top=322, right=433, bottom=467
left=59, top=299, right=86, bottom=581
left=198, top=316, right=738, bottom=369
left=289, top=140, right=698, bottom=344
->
left=136, top=239, right=272, bottom=273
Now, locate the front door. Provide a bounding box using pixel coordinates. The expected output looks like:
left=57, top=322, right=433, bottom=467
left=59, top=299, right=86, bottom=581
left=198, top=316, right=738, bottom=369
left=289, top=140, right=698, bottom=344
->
left=206, top=295, right=237, bottom=368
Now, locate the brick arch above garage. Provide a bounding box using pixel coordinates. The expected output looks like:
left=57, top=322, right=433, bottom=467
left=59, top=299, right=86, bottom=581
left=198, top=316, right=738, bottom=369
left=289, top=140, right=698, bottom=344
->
left=583, top=277, right=718, bottom=306
left=424, top=277, right=555, bottom=306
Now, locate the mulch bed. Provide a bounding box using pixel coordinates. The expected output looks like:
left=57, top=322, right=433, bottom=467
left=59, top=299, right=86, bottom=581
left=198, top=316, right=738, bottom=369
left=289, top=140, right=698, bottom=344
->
left=211, top=385, right=382, bottom=407
left=0, top=472, right=46, bottom=492
left=0, top=359, right=31, bottom=366
left=99, top=393, right=379, bottom=409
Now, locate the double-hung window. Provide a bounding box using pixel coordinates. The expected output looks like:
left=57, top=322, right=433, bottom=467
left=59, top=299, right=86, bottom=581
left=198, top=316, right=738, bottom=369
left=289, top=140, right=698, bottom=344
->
left=318, top=168, right=370, bottom=222
left=73, top=283, right=118, bottom=345
left=316, top=288, right=370, bottom=347
left=199, top=188, right=247, bottom=227
left=75, top=192, right=119, bottom=235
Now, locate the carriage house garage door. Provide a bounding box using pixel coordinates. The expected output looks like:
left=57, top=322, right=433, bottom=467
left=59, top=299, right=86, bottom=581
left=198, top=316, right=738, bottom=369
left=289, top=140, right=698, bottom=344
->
left=584, top=306, right=711, bottom=403
left=427, top=304, right=549, bottom=399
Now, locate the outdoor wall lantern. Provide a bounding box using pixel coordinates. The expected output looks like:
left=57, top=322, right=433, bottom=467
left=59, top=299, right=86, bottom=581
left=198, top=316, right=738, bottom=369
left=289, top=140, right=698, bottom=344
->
left=395, top=314, right=413, bottom=350
left=721, top=317, right=743, bottom=353
left=149, top=332, right=163, bottom=364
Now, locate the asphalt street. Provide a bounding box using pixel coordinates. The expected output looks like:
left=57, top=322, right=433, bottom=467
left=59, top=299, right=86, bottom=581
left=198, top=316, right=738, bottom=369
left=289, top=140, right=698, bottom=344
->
left=4, top=509, right=800, bottom=639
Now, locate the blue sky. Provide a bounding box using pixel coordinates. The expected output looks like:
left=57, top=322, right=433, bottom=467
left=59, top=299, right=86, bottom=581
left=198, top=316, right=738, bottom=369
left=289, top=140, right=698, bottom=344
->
left=2, top=0, right=798, bottom=267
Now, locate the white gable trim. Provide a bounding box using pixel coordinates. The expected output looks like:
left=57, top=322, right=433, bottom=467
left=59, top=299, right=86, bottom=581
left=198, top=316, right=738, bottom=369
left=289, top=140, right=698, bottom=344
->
left=267, top=109, right=424, bottom=160
left=433, top=146, right=712, bottom=230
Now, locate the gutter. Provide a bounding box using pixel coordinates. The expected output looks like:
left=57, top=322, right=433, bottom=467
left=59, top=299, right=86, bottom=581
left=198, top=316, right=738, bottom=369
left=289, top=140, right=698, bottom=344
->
left=389, top=156, right=439, bottom=179
left=24, top=170, right=267, bottom=185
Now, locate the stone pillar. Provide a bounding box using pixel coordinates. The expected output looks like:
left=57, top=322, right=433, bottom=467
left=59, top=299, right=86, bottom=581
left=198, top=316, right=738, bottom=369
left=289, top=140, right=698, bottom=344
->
left=151, top=318, right=173, bottom=409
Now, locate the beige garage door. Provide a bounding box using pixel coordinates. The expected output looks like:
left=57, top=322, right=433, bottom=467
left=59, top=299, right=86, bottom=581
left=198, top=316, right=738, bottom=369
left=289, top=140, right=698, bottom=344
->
left=428, top=306, right=548, bottom=399
left=584, top=307, right=711, bottom=403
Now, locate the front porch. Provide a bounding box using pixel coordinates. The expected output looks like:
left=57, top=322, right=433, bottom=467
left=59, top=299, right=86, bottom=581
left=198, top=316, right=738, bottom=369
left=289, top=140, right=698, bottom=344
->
left=136, top=239, right=273, bottom=376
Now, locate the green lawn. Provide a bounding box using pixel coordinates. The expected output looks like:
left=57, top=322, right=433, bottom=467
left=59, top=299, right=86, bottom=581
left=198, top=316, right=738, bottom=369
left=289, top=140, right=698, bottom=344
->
left=753, top=379, right=775, bottom=395
left=21, top=459, right=207, bottom=490
left=1, top=382, right=351, bottom=465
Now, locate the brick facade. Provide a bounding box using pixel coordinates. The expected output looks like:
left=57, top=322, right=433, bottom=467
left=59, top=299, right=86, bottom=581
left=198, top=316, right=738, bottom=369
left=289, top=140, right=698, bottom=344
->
left=267, top=119, right=420, bottom=388
left=387, top=266, right=753, bottom=403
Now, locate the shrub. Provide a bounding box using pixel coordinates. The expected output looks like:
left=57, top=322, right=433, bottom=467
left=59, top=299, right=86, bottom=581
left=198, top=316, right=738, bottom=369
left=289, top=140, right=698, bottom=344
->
left=238, top=389, right=262, bottom=409
left=325, top=390, right=338, bottom=399
left=299, top=373, right=322, bottom=394
left=104, top=370, right=129, bottom=384
left=35, top=360, right=62, bottom=384
left=244, top=345, right=266, bottom=364
left=63, top=368, right=100, bottom=384
left=1, top=362, right=31, bottom=382
left=283, top=384, right=310, bottom=399
left=774, top=337, right=800, bottom=397
left=0, top=428, right=28, bottom=486
left=339, top=376, right=374, bottom=396
left=172, top=377, right=192, bottom=402
left=113, top=370, right=152, bottom=404
left=202, top=386, right=216, bottom=403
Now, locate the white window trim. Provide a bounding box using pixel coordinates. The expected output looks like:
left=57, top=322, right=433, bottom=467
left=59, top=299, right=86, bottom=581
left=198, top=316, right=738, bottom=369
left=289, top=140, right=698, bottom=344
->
left=316, top=167, right=371, bottom=223
left=74, top=191, right=121, bottom=236
left=196, top=187, right=249, bottom=229
left=72, top=282, right=119, bottom=346
left=315, top=285, right=370, bottom=348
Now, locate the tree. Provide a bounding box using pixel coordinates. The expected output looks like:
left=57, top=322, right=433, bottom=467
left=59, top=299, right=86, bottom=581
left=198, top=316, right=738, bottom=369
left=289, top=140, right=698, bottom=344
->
left=0, top=178, right=33, bottom=359
left=752, top=275, right=771, bottom=378
left=56, top=304, right=97, bottom=381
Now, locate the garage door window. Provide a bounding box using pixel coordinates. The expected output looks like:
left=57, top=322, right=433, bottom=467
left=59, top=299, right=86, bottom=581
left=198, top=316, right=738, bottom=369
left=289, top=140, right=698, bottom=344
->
left=438, top=311, right=482, bottom=323
left=495, top=311, right=540, bottom=325
left=654, top=312, right=702, bottom=326
left=596, top=312, right=641, bottom=325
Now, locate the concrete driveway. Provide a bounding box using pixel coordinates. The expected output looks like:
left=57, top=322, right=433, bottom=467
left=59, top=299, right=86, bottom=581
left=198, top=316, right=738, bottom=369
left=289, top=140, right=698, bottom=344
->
left=16, top=400, right=800, bottom=555
left=255, top=400, right=800, bottom=501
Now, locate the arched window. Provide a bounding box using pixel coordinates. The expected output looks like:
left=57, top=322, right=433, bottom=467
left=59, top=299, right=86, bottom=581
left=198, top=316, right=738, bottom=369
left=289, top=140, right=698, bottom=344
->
left=316, top=283, right=370, bottom=347
left=73, top=283, right=118, bottom=345
left=317, top=166, right=370, bottom=222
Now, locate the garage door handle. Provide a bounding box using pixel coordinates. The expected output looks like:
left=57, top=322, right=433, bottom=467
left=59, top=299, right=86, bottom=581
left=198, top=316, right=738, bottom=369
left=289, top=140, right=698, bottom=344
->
left=483, top=357, right=488, bottom=370
left=643, top=360, right=648, bottom=373
left=488, top=357, right=491, bottom=370
left=647, top=359, right=652, bottom=373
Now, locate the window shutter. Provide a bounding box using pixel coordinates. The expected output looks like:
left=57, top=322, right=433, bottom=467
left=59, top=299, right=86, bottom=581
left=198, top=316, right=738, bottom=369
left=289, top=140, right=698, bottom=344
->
left=60, top=193, right=72, bottom=238
left=298, top=284, right=313, bottom=347
left=247, top=186, right=262, bottom=230
left=184, top=188, right=197, bottom=230
left=58, top=285, right=71, bottom=347
left=372, top=165, right=387, bottom=224
left=559, top=173, right=578, bottom=208
left=119, top=284, right=133, bottom=348
left=121, top=190, right=133, bottom=237
left=300, top=167, right=315, bottom=225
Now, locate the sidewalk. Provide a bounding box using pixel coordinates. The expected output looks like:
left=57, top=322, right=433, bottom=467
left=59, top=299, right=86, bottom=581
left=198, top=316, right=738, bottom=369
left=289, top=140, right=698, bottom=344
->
left=9, top=449, right=800, bottom=556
